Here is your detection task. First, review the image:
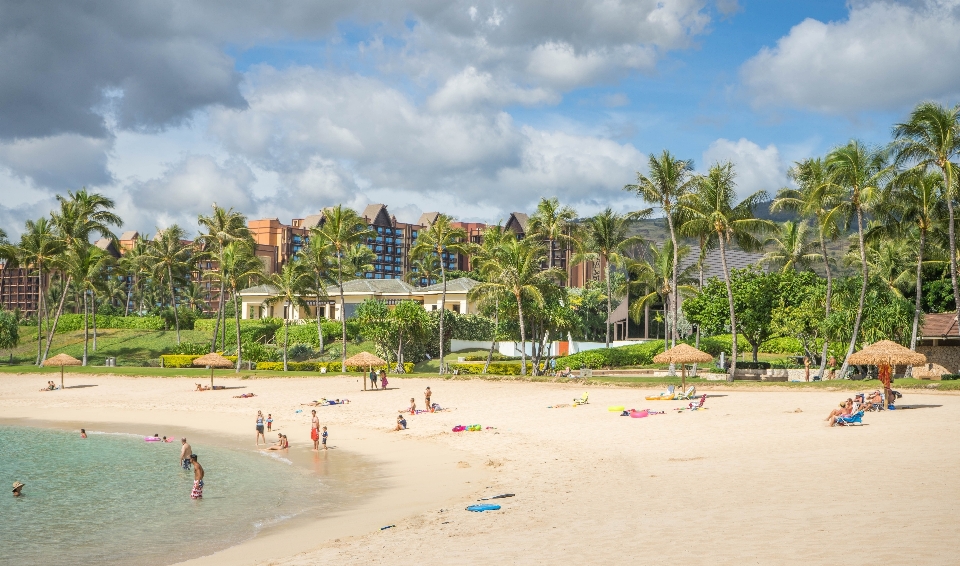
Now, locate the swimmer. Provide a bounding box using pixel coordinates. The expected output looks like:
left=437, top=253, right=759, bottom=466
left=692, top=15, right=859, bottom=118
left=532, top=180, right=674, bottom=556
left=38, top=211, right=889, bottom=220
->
left=12, top=481, right=24, bottom=497
left=80, top=428, right=87, bottom=439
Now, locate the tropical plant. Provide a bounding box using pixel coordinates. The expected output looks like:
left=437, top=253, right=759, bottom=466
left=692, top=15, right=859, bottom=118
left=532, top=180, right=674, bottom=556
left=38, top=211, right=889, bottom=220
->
left=528, top=197, right=579, bottom=269
left=467, top=223, right=512, bottom=373
left=265, top=260, right=310, bottom=371
left=62, top=243, right=110, bottom=365
left=761, top=220, right=821, bottom=272
left=144, top=225, right=194, bottom=344
left=627, top=240, right=698, bottom=326
left=297, top=232, right=333, bottom=354
left=410, top=214, right=467, bottom=373
left=15, top=218, right=63, bottom=364
left=390, top=300, right=430, bottom=372
left=220, top=241, right=264, bottom=371
left=198, top=204, right=251, bottom=353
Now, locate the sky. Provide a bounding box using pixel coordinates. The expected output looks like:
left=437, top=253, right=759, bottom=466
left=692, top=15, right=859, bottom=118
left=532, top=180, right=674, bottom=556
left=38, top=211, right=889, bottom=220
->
left=1, top=0, right=960, bottom=238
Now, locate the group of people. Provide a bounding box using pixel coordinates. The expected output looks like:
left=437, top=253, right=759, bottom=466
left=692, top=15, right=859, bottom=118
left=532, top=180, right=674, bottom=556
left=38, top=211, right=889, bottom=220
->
left=178, top=438, right=204, bottom=499
left=396, top=386, right=435, bottom=429
left=824, top=390, right=888, bottom=426
left=368, top=369, right=389, bottom=390
left=39, top=381, right=59, bottom=391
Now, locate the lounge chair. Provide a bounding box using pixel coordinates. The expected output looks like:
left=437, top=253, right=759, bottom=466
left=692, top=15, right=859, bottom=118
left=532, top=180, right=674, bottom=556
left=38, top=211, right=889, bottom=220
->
left=573, top=392, right=589, bottom=406
left=675, top=393, right=707, bottom=411
left=645, top=385, right=676, bottom=401
left=677, top=385, right=696, bottom=400
left=835, top=411, right=864, bottom=426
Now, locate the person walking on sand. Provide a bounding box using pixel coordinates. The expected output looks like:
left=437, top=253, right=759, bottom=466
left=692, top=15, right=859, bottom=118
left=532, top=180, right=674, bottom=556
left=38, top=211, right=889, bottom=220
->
left=311, top=410, right=320, bottom=451
left=256, top=411, right=266, bottom=446
left=180, top=438, right=193, bottom=470
left=190, top=454, right=204, bottom=499
left=424, top=386, right=432, bottom=411
left=369, top=369, right=378, bottom=390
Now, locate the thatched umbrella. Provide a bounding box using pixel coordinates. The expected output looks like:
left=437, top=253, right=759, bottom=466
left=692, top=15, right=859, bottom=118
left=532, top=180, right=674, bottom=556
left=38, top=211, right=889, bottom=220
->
left=344, top=351, right=386, bottom=391
left=43, top=353, right=81, bottom=390
left=848, top=340, right=925, bottom=406
left=192, top=353, right=235, bottom=389
left=653, top=344, right=713, bottom=392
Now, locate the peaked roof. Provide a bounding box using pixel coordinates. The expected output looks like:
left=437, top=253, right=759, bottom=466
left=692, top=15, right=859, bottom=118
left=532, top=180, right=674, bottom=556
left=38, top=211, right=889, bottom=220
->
left=302, top=212, right=325, bottom=228
left=94, top=238, right=121, bottom=258
left=678, top=247, right=766, bottom=281
left=239, top=284, right=279, bottom=295
left=362, top=204, right=391, bottom=226
left=341, top=279, right=416, bottom=293
left=119, top=231, right=139, bottom=241
left=505, top=212, right=529, bottom=236
left=423, top=277, right=479, bottom=293
left=418, top=212, right=440, bottom=226
left=921, top=312, right=959, bottom=339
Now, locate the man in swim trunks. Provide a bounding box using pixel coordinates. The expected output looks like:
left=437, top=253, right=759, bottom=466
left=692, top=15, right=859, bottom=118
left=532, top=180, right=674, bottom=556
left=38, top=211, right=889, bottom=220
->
left=180, top=438, right=192, bottom=470
left=424, top=386, right=432, bottom=411
left=311, top=410, right=320, bottom=451
left=190, top=454, right=204, bottom=499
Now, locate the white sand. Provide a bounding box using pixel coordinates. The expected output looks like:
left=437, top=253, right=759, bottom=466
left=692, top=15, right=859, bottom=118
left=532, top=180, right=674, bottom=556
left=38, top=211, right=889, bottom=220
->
left=2, top=374, right=958, bottom=565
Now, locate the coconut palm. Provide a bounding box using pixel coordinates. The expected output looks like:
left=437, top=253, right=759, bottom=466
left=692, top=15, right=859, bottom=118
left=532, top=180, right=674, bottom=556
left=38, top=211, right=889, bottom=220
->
left=119, top=236, right=149, bottom=315
left=625, top=151, right=697, bottom=348
left=144, top=225, right=193, bottom=344
left=826, top=141, right=893, bottom=377
left=62, top=244, right=109, bottom=365
left=406, top=255, right=441, bottom=287
left=893, top=102, right=960, bottom=326
left=344, top=242, right=376, bottom=278
left=309, top=206, right=374, bottom=374
left=410, top=214, right=467, bottom=373
left=15, top=218, right=63, bottom=364
left=297, top=232, right=333, bottom=355
left=627, top=240, right=698, bottom=325
left=220, top=241, right=264, bottom=371
left=470, top=238, right=563, bottom=375
left=528, top=197, right=579, bottom=269
left=266, top=260, right=310, bottom=371
left=772, top=157, right=843, bottom=376
left=761, top=220, right=822, bottom=272
left=579, top=207, right=649, bottom=347
left=198, top=205, right=251, bottom=353
left=467, top=223, right=512, bottom=373
left=679, top=162, right=774, bottom=379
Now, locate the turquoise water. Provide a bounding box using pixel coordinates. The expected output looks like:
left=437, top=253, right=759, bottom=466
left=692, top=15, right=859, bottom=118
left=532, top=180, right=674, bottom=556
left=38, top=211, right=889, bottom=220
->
left=0, top=425, right=366, bottom=566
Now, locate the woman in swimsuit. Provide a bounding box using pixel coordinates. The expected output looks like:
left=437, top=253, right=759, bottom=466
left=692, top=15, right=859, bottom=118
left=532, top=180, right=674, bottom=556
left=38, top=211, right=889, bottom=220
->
left=265, top=433, right=286, bottom=451
left=826, top=399, right=854, bottom=426
left=256, top=411, right=266, bottom=445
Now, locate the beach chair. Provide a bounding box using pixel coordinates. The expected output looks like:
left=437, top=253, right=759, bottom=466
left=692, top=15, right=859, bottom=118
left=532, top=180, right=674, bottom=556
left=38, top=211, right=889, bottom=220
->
left=573, top=392, right=589, bottom=406
left=678, top=385, right=696, bottom=400
left=645, top=385, right=676, bottom=401
left=835, top=411, right=864, bottom=426
left=676, top=394, right=707, bottom=411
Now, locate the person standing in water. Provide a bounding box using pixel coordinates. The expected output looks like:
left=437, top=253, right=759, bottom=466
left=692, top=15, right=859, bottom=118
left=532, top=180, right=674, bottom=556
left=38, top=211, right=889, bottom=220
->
left=321, top=426, right=328, bottom=450
left=255, top=411, right=266, bottom=445
left=190, top=454, right=204, bottom=499
left=310, top=410, right=320, bottom=451
left=80, top=429, right=87, bottom=439
left=180, top=438, right=193, bottom=470
left=12, top=481, right=24, bottom=497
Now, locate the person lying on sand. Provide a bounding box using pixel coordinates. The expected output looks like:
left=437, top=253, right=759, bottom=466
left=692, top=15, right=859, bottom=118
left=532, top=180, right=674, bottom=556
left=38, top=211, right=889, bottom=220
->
left=264, top=433, right=286, bottom=450
left=301, top=398, right=350, bottom=406
left=395, top=414, right=407, bottom=431
left=232, top=393, right=256, bottom=398
left=196, top=384, right=210, bottom=391
left=826, top=399, right=854, bottom=426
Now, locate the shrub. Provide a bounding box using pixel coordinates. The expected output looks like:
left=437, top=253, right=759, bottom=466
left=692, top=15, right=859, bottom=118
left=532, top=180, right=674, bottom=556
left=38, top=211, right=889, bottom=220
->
left=54, top=314, right=165, bottom=333
left=940, top=374, right=960, bottom=381
left=554, top=341, right=665, bottom=369
left=287, top=343, right=315, bottom=361
left=734, top=361, right=771, bottom=370
left=446, top=362, right=527, bottom=375
left=238, top=342, right=280, bottom=363
left=461, top=352, right=515, bottom=361
left=160, top=354, right=238, bottom=368
left=759, top=337, right=803, bottom=355
left=168, top=342, right=210, bottom=355
left=693, top=335, right=750, bottom=356
left=272, top=320, right=357, bottom=348
left=254, top=361, right=415, bottom=373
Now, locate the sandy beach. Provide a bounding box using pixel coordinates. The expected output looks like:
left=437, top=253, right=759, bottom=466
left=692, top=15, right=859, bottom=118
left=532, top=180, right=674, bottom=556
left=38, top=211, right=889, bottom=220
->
left=2, top=374, right=958, bottom=565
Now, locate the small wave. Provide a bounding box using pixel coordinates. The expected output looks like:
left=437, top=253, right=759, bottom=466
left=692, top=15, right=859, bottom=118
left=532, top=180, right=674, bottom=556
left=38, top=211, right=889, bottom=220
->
left=258, top=451, right=293, bottom=465
left=88, top=431, right=145, bottom=439
left=252, top=513, right=297, bottom=535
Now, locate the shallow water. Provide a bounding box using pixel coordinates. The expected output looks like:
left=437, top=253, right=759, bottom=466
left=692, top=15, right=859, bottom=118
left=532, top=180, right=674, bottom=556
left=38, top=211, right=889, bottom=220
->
left=0, top=424, right=373, bottom=566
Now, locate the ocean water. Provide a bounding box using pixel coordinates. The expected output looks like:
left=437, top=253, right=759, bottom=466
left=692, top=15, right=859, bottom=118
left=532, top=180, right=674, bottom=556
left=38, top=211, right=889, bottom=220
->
left=0, top=424, right=369, bottom=566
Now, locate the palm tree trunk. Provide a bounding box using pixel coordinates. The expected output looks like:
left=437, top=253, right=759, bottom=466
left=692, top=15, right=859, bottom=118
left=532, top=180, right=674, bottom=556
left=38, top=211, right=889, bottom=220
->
left=35, top=265, right=45, bottom=365
left=210, top=278, right=224, bottom=353
left=124, top=274, right=132, bottom=317
left=839, top=207, right=868, bottom=379
left=516, top=292, right=528, bottom=376
left=484, top=296, right=499, bottom=374
left=41, top=274, right=71, bottom=365
left=282, top=317, right=289, bottom=371
left=692, top=256, right=705, bottom=377
left=167, top=264, right=181, bottom=344
left=817, top=229, right=832, bottom=379
left=438, top=257, right=447, bottom=373
left=234, top=289, right=243, bottom=372
left=91, top=291, right=97, bottom=351
left=943, top=167, right=960, bottom=339
left=666, top=210, right=679, bottom=348
left=910, top=229, right=926, bottom=351
left=82, top=290, right=89, bottom=366
left=604, top=259, right=612, bottom=348
left=718, top=235, right=737, bottom=382
left=337, top=254, right=347, bottom=374
left=316, top=274, right=325, bottom=354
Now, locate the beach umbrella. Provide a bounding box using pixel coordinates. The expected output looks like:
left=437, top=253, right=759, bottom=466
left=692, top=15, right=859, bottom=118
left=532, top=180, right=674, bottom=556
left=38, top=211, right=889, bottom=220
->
left=848, top=340, right=925, bottom=405
left=653, top=344, right=713, bottom=392
left=192, top=353, right=235, bottom=389
left=43, top=353, right=81, bottom=390
left=343, top=351, right=387, bottom=391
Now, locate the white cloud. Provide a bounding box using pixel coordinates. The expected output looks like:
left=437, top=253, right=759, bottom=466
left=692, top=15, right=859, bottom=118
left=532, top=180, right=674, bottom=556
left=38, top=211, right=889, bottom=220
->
left=428, top=67, right=558, bottom=112
left=701, top=138, right=787, bottom=200
left=741, top=0, right=960, bottom=113
left=0, top=134, right=113, bottom=190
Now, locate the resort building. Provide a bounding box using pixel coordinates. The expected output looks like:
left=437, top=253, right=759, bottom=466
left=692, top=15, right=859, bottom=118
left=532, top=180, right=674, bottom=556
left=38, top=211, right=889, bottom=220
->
left=238, top=277, right=480, bottom=321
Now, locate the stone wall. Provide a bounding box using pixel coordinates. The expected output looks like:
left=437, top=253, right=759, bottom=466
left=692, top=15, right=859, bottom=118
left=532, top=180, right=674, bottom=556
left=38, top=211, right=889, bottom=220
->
left=915, top=346, right=960, bottom=375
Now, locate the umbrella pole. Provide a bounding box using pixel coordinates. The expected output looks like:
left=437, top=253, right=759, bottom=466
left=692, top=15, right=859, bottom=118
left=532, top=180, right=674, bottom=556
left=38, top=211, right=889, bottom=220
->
left=61, top=366, right=64, bottom=390
left=681, top=364, right=686, bottom=393
left=363, top=363, right=366, bottom=391
left=211, top=367, right=214, bottom=389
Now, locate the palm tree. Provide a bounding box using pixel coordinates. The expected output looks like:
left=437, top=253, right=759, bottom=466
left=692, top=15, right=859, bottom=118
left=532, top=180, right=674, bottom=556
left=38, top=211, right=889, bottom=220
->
left=579, top=208, right=649, bottom=347
left=467, top=224, right=511, bottom=373
left=528, top=197, right=578, bottom=269
left=627, top=240, right=698, bottom=326
left=470, top=238, right=563, bottom=375
left=309, top=206, right=374, bottom=373
left=119, top=236, right=149, bottom=315
left=15, top=218, right=63, bottom=364
left=145, top=225, right=193, bottom=344
left=679, top=162, right=773, bottom=380
left=761, top=220, right=822, bottom=272
left=410, top=214, right=467, bottom=373
left=344, top=242, right=376, bottom=277
left=826, top=141, right=893, bottom=378
left=266, top=261, right=310, bottom=371
left=893, top=102, right=960, bottom=330
left=772, top=157, right=843, bottom=377
left=297, top=232, right=333, bottom=355
left=406, top=255, right=441, bottom=287
left=182, top=282, right=209, bottom=313
left=198, top=205, right=251, bottom=353
left=62, top=244, right=109, bottom=365
left=625, top=151, right=697, bottom=349
left=220, top=241, right=264, bottom=371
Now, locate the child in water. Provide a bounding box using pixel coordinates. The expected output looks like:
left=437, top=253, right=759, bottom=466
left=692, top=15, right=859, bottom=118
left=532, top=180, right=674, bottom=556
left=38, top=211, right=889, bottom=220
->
left=80, top=429, right=87, bottom=439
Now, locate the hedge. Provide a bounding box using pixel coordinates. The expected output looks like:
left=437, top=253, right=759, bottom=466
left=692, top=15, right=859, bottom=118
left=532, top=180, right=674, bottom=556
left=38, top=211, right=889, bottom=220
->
left=271, top=320, right=361, bottom=348
left=554, top=341, right=665, bottom=369
left=940, top=374, right=960, bottom=381
left=54, top=314, right=165, bottom=333
left=734, top=361, right=772, bottom=370
left=254, top=361, right=415, bottom=373
left=160, top=354, right=238, bottom=368
left=759, top=337, right=803, bottom=355
left=461, top=352, right=515, bottom=361
left=446, top=362, right=529, bottom=375
left=195, top=318, right=283, bottom=345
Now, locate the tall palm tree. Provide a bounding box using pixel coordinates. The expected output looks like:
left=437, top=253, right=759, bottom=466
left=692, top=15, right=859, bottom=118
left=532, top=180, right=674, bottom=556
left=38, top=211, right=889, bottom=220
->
left=297, top=232, right=333, bottom=355
left=15, top=218, right=63, bottom=364
left=309, top=206, right=374, bottom=373
left=893, top=102, right=960, bottom=332
left=119, top=236, right=149, bottom=315
left=679, top=162, right=773, bottom=380
left=266, top=260, right=310, bottom=371
left=145, top=225, right=193, bottom=344
left=62, top=244, right=109, bottom=365
left=411, top=214, right=467, bottom=373
left=220, top=241, right=264, bottom=371
left=579, top=207, right=649, bottom=347
left=467, top=223, right=511, bottom=373
left=470, top=238, right=563, bottom=375
left=772, top=157, right=843, bottom=377
left=826, top=141, right=893, bottom=378
left=761, top=220, right=822, bottom=272
left=627, top=240, right=698, bottom=325
left=528, top=197, right=578, bottom=269
left=625, top=151, right=697, bottom=349
left=198, top=205, right=251, bottom=353
left=406, top=255, right=441, bottom=287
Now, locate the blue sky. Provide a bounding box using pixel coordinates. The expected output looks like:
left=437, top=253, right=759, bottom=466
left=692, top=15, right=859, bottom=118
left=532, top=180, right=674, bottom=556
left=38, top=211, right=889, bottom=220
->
left=1, top=0, right=958, bottom=236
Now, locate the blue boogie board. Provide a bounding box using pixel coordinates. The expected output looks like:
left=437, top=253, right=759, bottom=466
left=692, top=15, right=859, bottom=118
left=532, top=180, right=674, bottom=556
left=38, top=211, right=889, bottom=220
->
left=466, top=504, right=501, bottom=512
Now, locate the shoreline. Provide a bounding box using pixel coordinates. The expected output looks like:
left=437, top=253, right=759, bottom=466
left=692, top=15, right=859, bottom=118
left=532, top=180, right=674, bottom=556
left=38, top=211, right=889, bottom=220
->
left=0, top=386, right=486, bottom=566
